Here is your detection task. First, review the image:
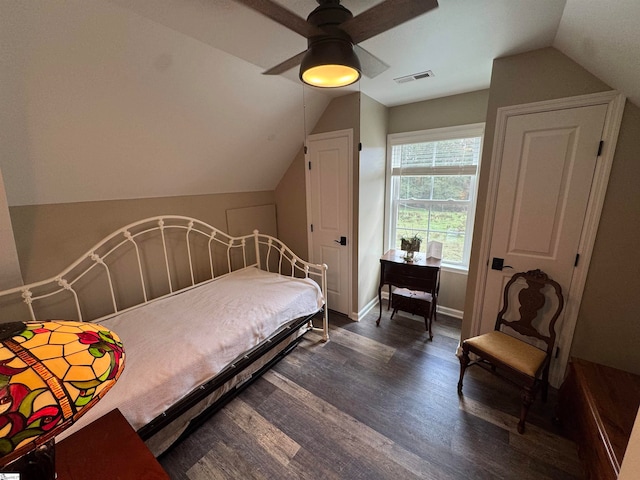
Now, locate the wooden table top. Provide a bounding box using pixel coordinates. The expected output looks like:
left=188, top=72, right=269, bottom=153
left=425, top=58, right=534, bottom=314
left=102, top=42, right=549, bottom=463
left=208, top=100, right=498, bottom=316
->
left=56, top=409, right=169, bottom=480
left=381, top=249, right=442, bottom=268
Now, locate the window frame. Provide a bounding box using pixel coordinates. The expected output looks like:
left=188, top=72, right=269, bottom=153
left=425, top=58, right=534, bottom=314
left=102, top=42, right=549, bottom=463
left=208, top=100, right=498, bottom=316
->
left=384, top=123, right=485, bottom=272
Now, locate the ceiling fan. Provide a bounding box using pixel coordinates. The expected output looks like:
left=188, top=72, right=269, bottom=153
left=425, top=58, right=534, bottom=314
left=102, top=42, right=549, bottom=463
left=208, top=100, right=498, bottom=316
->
left=234, top=0, right=439, bottom=87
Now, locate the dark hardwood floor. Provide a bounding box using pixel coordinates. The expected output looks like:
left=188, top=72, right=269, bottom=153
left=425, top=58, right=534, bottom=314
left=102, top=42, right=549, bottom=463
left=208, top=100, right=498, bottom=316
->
left=159, top=304, right=583, bottom=479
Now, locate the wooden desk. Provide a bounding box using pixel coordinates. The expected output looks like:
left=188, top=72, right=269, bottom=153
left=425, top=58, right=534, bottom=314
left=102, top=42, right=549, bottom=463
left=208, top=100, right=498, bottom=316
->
left=377, top=250, right=441, bottom=334
left=56, top=409, right=169, bottom=480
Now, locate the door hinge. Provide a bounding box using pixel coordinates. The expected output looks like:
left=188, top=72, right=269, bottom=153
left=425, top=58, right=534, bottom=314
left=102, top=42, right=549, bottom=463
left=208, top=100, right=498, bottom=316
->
left=597, top=140, right=604, bottom=157
left=574, top=253, right=580, bottom=267
left=308, top=161, right=311, bottom=170
left=310, top=224, right=314, bottom=232
left=358, top=142, right=362, bottom=151
left=304, top=145, right=308, bottom=154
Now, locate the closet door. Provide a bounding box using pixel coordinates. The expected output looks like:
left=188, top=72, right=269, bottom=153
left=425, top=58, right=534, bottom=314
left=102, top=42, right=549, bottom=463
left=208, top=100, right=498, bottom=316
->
left=306, top=129, right=353, bottom=316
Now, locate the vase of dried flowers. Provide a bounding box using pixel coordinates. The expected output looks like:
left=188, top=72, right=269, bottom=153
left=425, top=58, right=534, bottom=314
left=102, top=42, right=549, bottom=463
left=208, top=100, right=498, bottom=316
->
left=400, top=234, right=422, bottom=262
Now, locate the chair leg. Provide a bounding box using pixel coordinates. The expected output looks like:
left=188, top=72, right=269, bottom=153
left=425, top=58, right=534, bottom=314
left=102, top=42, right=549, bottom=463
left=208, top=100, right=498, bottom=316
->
left=541, top=366, right=550, bottom=403
left=518, top=387, right=534, bottom=434
left=457, top=347, right=469, bottom=395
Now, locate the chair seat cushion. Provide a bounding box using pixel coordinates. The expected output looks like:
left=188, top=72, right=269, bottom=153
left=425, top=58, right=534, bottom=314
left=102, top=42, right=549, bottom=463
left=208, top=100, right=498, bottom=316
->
left=463, top=331, right=546, bottom=378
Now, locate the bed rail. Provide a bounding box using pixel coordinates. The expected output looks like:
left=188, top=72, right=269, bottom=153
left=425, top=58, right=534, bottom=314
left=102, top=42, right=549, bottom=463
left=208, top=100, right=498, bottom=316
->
left=0, top=216, right=328, bottom=340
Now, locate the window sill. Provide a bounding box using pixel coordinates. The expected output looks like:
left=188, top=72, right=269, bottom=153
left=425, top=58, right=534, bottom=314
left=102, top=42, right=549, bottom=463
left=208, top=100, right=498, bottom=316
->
left=440, top=263, right=468, bottom=275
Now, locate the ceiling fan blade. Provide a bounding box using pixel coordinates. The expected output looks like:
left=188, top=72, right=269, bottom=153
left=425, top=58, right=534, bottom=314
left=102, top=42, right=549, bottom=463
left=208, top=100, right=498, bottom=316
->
left=233, top=0, right=321, bottom=38
left=262, top=51, right=306, bottom=76
left=342, top=0, right=439, bottom=44
left=354, top=45, right=389, bottom=79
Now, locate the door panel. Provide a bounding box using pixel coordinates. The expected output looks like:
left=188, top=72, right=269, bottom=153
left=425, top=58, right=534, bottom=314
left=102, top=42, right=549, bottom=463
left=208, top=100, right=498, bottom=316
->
left=480, top=104, right=608, bottom=378
left=307, top=131, right=351, bottom=315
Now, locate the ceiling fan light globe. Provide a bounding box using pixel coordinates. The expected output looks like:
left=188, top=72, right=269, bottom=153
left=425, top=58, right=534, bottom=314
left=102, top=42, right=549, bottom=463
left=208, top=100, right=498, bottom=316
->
left=302, top=64, right=360, bottom=87
left=299, top=37, right=361, bottom=88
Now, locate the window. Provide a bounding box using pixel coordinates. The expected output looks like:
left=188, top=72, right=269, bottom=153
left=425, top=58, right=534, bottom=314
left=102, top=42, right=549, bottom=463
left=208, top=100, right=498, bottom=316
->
left=386, top=124, right=484, bottom=270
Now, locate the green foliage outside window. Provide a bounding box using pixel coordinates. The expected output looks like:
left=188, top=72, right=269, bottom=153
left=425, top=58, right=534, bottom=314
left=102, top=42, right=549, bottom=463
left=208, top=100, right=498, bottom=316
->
left=394, top=203, right=467, bottom=263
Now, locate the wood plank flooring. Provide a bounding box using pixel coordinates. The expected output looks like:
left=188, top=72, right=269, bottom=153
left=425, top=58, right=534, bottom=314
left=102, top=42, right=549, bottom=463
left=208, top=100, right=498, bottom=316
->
left=159, top=305, right=583, bottom=479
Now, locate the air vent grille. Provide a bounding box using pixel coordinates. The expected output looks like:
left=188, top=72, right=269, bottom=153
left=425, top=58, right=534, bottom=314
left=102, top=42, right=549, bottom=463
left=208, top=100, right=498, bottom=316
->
left=394, top=70, right=434, bottom=84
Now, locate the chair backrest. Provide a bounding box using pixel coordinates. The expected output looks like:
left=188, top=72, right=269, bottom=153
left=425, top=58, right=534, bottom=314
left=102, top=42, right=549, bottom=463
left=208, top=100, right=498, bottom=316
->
left=495, top=269, right=564, bottom=356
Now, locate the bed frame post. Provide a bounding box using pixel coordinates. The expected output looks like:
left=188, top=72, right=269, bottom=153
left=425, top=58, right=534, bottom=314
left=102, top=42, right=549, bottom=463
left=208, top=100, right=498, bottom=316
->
left=322, top=264, right=329, bottom=341
left=253, top=230, right=261, bottom=270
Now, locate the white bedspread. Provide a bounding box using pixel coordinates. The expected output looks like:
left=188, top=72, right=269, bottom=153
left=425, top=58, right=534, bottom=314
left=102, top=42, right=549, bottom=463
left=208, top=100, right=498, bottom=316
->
left=58, top=267, right=323, bottom=440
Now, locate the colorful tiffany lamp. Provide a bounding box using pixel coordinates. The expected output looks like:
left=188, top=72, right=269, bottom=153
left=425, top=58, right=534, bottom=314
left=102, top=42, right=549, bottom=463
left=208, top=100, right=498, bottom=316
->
left=0, top=320, right=125, bottom=479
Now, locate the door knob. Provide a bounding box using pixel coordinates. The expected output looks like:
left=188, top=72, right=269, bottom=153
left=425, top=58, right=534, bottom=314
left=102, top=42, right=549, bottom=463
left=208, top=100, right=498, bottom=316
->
left=491, top=257, right=513, bottom=271
left=334, top=236, right=347, bottom=246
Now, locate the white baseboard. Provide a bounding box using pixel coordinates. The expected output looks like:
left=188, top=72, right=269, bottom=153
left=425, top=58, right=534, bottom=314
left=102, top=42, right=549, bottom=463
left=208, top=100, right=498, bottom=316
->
left=437, top=306, right=463, bottom=320
left=352, top=295, right=379, bottom=321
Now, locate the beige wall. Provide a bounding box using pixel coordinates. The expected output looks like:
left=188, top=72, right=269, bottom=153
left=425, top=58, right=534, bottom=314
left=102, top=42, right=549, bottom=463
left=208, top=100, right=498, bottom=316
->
left=570, top=100, right=640, bottom=373
left=388, top=90, right=490, bottom=135
left=358, top=94, right=388, bottom=312
left=0, top=167, right=22, bottom=289
left=10, top=191, right=275, bottom=284
left=462, top=46, right=640, bottom=375
left=275, top=148, right=308, bottom=261
left=277, top=90, right=490, bottom=316
left=274, top=92, right=361, bottom=315
left=388, top=90, right=489, bottom=315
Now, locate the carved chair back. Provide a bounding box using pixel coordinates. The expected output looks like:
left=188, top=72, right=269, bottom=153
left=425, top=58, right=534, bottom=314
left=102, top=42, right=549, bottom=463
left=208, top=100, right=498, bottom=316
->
left=495, top=269, right=564, bottom=357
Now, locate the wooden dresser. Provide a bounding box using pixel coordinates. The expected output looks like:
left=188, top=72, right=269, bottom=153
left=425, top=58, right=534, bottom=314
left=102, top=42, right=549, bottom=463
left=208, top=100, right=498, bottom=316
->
left=57, top=409, right=169, bottom=479
left=558, top=358, right=640, bottom=480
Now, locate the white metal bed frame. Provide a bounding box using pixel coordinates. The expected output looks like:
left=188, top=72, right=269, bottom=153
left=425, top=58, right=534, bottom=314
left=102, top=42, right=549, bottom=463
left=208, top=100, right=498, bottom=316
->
left=0, top=215, right=328, bottom=341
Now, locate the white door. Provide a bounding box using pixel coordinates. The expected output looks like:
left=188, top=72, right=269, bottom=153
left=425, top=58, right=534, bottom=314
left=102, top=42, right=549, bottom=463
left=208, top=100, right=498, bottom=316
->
left=306, top=130, right=352, bottom=316
left=480, top=104, right=608, bottom=381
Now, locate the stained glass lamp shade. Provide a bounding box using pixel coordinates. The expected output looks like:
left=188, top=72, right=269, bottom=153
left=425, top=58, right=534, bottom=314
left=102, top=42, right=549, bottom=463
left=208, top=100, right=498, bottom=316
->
left=0, top=320, right=125, bottom=476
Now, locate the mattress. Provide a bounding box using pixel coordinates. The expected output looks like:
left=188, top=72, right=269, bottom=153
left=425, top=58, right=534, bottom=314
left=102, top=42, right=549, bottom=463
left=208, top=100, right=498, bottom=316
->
left=57, top=267, right=324, bottom=441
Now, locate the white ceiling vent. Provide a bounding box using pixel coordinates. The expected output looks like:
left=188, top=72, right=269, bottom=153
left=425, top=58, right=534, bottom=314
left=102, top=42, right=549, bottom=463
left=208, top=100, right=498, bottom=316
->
left=393, top=70, right=435, bottom=84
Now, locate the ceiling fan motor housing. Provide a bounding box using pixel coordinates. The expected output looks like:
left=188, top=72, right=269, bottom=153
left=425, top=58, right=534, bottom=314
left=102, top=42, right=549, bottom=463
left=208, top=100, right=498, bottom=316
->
left=308, top=0, right=353, bottom=27
left=307, top=0, right=355, bottom=45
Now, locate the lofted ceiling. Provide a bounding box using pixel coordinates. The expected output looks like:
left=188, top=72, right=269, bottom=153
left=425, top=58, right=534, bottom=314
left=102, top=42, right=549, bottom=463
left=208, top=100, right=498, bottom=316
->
left=108, top=0, right=569, bottom=107
left=1, top=0, right=638, bottom=207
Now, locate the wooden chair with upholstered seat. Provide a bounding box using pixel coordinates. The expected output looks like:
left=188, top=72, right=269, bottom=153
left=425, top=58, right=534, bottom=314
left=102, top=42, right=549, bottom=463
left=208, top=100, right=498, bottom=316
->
left=457, top=269, right=564, bottom=433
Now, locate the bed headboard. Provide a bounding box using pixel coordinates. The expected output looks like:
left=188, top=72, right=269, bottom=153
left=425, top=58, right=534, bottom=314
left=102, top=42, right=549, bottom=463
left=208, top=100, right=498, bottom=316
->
left=0, top=216, right=327, bottom=337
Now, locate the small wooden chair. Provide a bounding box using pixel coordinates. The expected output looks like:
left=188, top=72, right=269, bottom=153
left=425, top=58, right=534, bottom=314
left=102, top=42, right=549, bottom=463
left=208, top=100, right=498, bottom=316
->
left=457, top=269, right=564, bottom=433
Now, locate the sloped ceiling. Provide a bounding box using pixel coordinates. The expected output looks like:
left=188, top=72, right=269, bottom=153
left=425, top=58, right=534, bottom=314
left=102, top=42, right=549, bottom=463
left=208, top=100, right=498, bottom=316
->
left=553, top=0, right=640, bottom=107
left=0, top=0, right=331, bottom=206
left=1, top=1, right=638, bottom=207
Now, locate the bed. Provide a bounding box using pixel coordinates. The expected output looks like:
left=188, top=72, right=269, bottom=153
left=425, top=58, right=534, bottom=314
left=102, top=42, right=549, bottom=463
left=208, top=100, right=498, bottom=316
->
left=0, top=215, right=328, bottom=456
